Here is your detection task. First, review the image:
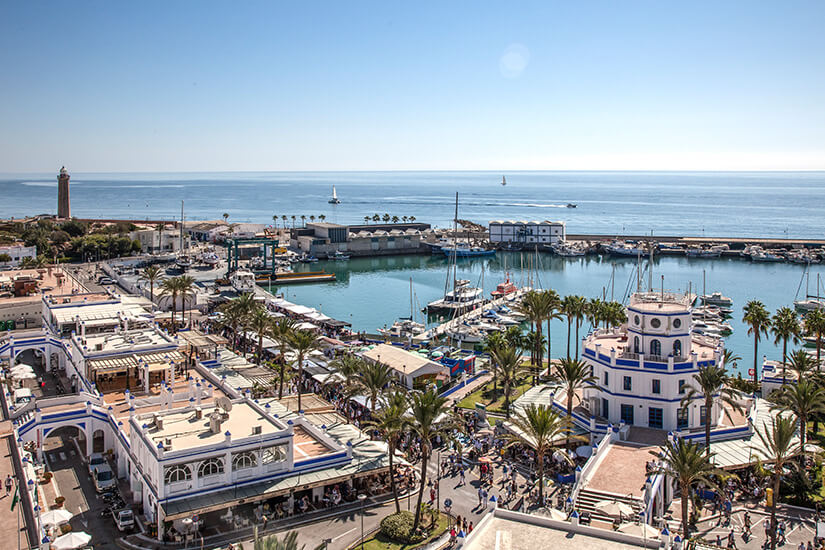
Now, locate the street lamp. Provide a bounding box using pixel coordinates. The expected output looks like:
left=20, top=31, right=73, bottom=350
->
left=358, top=493, right=367, bottom=550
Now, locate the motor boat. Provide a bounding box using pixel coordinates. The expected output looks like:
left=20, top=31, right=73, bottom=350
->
left=229, top=269, right=257, bottom=293
left=700, top=292, right=733, bottom=307
left=330, top=250, right=350, bottom=261
left=378, top=319, right=426, bottom=338
left=175, top=254, right=193, bottom=270
left=491, top=274, right=517, bottom=299
left=200, top=250, right=220, bottom=266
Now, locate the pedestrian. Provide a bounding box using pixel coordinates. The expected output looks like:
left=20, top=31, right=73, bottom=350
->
left=459, top=468, right=466, bottom=486
left=468, top=522, right=474, bottom=533
left=430, top=487, right=436, bottom=506
left=261, top=515, right=268, bottom=531
left=727, top=529, right=736, bottom=549
left=450, top=527, right=456, bottom=543
left=482, top=488, right=488, bottom=509
left=717, top=534, right=721, bottom=547
left=4, top=474, right=12, bottom=496
left=478, top=487, right=483, bottom=507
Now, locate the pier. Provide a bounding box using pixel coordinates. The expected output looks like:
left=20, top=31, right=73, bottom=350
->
left=415, top=287, right=531, bottom=342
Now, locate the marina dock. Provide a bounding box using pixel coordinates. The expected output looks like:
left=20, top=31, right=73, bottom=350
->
left=414, top=287, right=531, bottom=342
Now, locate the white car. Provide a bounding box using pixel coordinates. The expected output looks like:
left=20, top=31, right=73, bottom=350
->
left=112, top=508, right=134, bottom=532
left=92, top=464, right=116, bottom=493
left=87, top=453, right=106, bottom=477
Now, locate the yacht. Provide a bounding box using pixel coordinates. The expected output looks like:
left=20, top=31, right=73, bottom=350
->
left=230, top=269, right=257, bottom=293
left=566, top=203, right=577, bottom=208
left=378, top=319, right=426, bottom=339
left=426, top=280, right=485, bottom=315
left=700, top=292, right=733, bottom=307
left=491, top=274, right=517, bottom=299
left=442, top=242, right=496, bottom=258
left=605, top=241, right=646, bottom=256
left=795, top=298, right=825, bottom=313
left=175, top=254, right=193, bottom=270
left=200, top=250, right=220, bottom=266
left=330, top=250, right=350, bottom=261
left=328, top=185, right=341, bottom=204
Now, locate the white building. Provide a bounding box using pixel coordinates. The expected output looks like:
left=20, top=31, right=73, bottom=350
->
left=129, top=228, right=189, bottom=253
left=0, top=244, right=37, bottom=267
left=489, top=220, right=566, bottom=245
left=580, top=291, right=723, bottom=432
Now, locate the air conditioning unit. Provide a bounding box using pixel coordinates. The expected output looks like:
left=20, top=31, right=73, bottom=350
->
left=251, top=425, right=262, bottom=435
left=153, top=414, right=163, bottom=430
left=164, top=437, right=172, bottom=449
left=194, top=407, right=202, bottom=420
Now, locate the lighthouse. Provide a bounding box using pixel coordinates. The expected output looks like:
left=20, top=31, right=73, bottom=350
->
left=57, top=166, right=71, bottom=219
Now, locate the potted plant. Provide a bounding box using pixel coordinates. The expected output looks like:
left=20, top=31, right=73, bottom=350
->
left=41, top=471, right=53, bottom=484
left=54, top=496, right=66, bottom=508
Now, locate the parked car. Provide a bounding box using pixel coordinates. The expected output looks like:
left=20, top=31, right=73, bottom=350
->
left=98, top=277, right=115, bottom=285
left=87, top=453, right=106, bottom=477
left=92, top=464, right=116, bottom=493
left=13, top=388, right=33, bottom=406
left=112, top=508, right=134, bottom=532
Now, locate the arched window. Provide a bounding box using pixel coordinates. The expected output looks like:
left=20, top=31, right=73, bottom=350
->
left=673, top=340, right=682, bottom=358
left=633, top=336, right=640, bottom=354
left=232, top=451, right=257, bottom=471
left=198, top=457, right=224, bottom=478
left=650, top=339, right=661, bottom=356
left=164, top=464, right=192, bottom=484
left=262, top=445, right=287, bottom=465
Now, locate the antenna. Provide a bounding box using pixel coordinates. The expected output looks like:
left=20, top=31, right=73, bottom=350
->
left=216, top=396, right=233, bottom=413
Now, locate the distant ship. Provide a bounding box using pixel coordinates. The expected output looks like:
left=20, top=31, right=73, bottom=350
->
left=328, top=185, right=341, bottom=204
left=501, top=176, right=507, bottom=186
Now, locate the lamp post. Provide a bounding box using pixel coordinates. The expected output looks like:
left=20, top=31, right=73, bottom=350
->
left=358, top=493, right=367, bottom=550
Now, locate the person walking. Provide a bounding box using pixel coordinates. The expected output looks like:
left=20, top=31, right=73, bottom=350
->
left=4, top=474, right=12, bottom=496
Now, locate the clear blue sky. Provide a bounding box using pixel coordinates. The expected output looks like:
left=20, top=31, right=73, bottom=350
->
left=1, top=1, right=824, bottom=172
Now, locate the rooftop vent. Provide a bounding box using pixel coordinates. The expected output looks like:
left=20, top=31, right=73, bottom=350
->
left=251, top=425, right=262, bottom=435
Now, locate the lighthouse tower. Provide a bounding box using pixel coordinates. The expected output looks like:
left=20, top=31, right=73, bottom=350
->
left=57, top=166, right=71, bottom=219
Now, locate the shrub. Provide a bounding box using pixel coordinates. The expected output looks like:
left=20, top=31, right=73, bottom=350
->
left=380, top=511, right=425, bottom=543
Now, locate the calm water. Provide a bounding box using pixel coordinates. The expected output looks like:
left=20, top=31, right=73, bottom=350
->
left=275, top=252, right=825, bottom=378
left=2, top=171, right=825, bottom=238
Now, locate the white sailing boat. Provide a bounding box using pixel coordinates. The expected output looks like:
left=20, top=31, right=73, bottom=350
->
left=328, top=185, right=341, bottom=204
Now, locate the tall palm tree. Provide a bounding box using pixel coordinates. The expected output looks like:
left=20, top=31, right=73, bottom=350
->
left=491, top=345, right=530, bottom=418
left=270, top=317, right=297, bottom=398
left=542, top=289, right=562, bottom=371
left=523, top=330, right=546, bottom=384
left=603, top=301, right=627, bottom=329
left=722, top=349, right=741, bottom=371
left=288, top=329, right=320, bottom=411
left=219, top=300, right=247, bottom=352
left=681, top=364, right=742, bottom=452
left=176, top=275, right=196, bottom=328
left=743, top=300, right=771, bottom=384
left=402, top=216, right=408, bottom=223
left=483, top=331, right=507, bottom=395
left=382, top=213, right=391, bottom=223
left=272, top=214, right=279, bottom=228
left=222, top=213, right=229, bottom=224
left=367, top=390, right=408, bottom=513
left=553, top=357, right=597, bottom=442
left=248, top=306, right=274, bottom=365
left=299, top=215, right=306, bottom=227
left=391, top=215, right=399, bottom=224
left=372, top=214, right=380, bottom=222
left=281, top=215, right=288, bottom=227
left=752, top=416, right=801, bottom=550
left=291, top=215, right=296, bottom=228
left=355, top=361, right=394, bottom=417
left=363, top=215, right=370, bottom=224
left=159, top=277, right=182, bottom=332
left=309, top=215, right=315, bottom=223
left=139, top=265, right=164, bottom=302
left=409, top=216, right=416, bottom=223
left=770, top=379, right=825, bottom=461
left=805, top=309, right=825, bottom=364
left=651, top=439, right=721, bottom=540
left=326, top=354, right=364, bottom=418
left=566, top=295, right=588, bottom=360
left=318, top=214, right=326, bottom=222
left=788, top=349, right=816, bottom=381
left=560, top=295, right=577, bottom=359
left=505, top=404, right=573, bottom=507
left=407, top=390, right=453, bottom=534
left=586, top=297, right=606, bottom=331
left=517, top=290, right=550, bottom=379
left=772, top=307, right=801, bottom=383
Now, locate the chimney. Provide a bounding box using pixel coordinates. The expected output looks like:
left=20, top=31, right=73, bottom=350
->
left=209, top=412, right=223, bottom=434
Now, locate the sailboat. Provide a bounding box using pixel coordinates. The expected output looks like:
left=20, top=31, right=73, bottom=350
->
left=795, top=270, right=825, bottom=312
left=328, top=185, right=341, bottom=204
left=175, top=200, right=192, bottom=269
left=501, top=175, right=507, bottom=186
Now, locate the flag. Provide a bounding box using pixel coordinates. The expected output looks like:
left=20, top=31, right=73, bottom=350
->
left=10, top=487, right=18, bottom=512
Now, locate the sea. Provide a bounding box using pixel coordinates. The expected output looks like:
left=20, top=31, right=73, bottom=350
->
left=2, top=170, right=824, bottom=376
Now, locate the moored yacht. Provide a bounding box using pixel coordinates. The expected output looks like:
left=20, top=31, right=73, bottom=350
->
left=229, top=269, right=257, bottom=293
left=491, top=274, right=517, bottom=298
left=425, top=280, right=485, bottom=315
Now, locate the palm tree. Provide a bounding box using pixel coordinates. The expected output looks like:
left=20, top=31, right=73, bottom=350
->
left=603, top=301, right=627, bottom=329
left=505, top=404, right=573, bottom=507
left=219, top=300, right=247, bottom=352
left=309, top=215, right=315, bottom=223
left=560, top=295, right=576, bottom=359
left=281, top=215, right=288, bottom=227
left=805, top=309, right=825, bottom=364
left=363, top=216, right=370, bottom=225
left=367, top=390, right=408, bottom=513
left=372, top=214, right=380, bottom=222
left=542, top=289, right=562, bottom=371
left=155, top=223, right=165, bottom=251
left=288, top=329, right=320, bottom=411
left=553, top=358, right=597, bottom=442
left=523, top=330, right=546, bottom=383
left=772, top=307, right=801, bottom=383
left=318, top=214, right=326, bottom=222
left=176, top=275, right=196, bottom=328
left=159, top=277, right=182, bottom=332
left=391, top=215, right=399, bottom=224
left=483, top=331, right=507, bottom=395
left=651, top=439, right=721, bottom=540
left=139, top=265, right=164, bottom=302
left=407, top=390, right=453, bottom=534
left=681, top=364, right=742, bottom=452
left=409, top=216, right=416, bottom=223
left=402, top=216, right=408, bottom=223
left=743, top=300, right=771, bottom=383
left=491, top=345, right=530, bottom=417
left=300, top=215, right=306, bottom=227
left=788, top=349, right=816, bottom=381
left=752, top=416, right=801, bottom=550
left=248, top=306, right=274, bottom=365
left=722, top=349, right=741, bottom=371
left=566, top=295, right=588, bottom=359
left=355, top=361, right=394, bottom=417
left=270, top=317, right=297, bottom=398
left=517, top=290, right=550, bottom=379
left=382, top=213, right=391, bottom=223
left=222, top=213, right=229, bottom=223
left=586, top=297, right=606, bottom=331
left=770, top=379, right=825, bottom=461
left=291, top=215, right=296, bottom=228
left=326, top=354, right=363, bottom=418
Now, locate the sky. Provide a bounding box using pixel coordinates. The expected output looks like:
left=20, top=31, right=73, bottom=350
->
left=1, top=1, right=824, bottom=172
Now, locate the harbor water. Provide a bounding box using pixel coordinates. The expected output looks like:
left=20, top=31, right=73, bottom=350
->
left=278, top=252, right=825, bottom=379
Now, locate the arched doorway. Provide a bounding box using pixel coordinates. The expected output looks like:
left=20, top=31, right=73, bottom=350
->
left=43, top=425, right=87, bottom=464
left=92, top=429, right=105, bottom=453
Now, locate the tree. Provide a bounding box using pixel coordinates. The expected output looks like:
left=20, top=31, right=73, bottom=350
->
left=175, top=275, right=196, bottom=328
left=523, top=330, right=546, bottom=384
left=382, top=213, right=391, bottom=223
left=409, top=216, right=416, bottom=223
left=281, top=215, right=288, bottom=227
left=288, top=329, right=320, bottom=411
left=517, top=290, right=551, bottom=380
left=372, top=214, right=380, bottom=222
left=565, top=295, right=588, bottom=360
left=490, top=345, right=530, bottom=417
left=248, top=306, right=274, bottom=365
left=291, top=215, right=297, bottom=228
left=804, top=309, right=825, bottom=364
left=300, top=215, right=306, bottom=227
left=272, top=215, right=279, bottom=228
left=603, top=301, right=627, bottom=329
left=770, top=379, right=825, bottom=462
left=402, top=216, right=408, bottom=223
left=743, top=300, right=771, bottom=384
left=367, top=390, right=408, bottom=513
left=772, top=307, right=800, bottom=383
left=318, top=215, right=326, bottom=222
left=159, top=277, right=182, bottom=332
left=752, top=416, right=801, bottom=550
left=542, top=289, right=562, bottom=370
left=309, top=215, right=315, bottom=223
left=222, top=213, right=229, bottom=223
left=651, top=439, right=722, bottom=540
left=681, top=364, right=742, bottom=452
left=139, top=265, right=164, bottom=302
left=505, top=404, right=573, bottom=507
left=788, top=349, right=816, bottom=381
left=354, top=361, right=394, bottom=417
left=391, top=215, right=399, bottom=224
left=722, top=349, right=741, bottom=371
left=326, top=354, right=364, bottom=419
left=364, top=216, right=370, bottom=224
left=219, top=300, right=247, bottom=352
left=270, top=317, right=297, bottom=398
left=483, top=331, right=507, bottom=395
left=407, top=390, right=453, bottom=534
left=552, top=358, right=597, bottom=443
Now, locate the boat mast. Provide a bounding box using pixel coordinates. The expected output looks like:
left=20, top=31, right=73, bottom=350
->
left=179, top=200, right=184, bottom=252
left=409, top=277, right=414, bottom=319
left=453, top=192, right=459, bottom=291
left=648, top=243, right=653, bottom=291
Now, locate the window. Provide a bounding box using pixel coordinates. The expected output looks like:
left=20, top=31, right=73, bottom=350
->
left=650, top=318, right=661, bottom=328
left=673, top=318, right=682, bottom=329
left=232, top=451, right=258, bottom=471
left=198, top=458, right=224, bottom=478
left=603, top=371, right=609, bottom=385
left=634, top=315, right=640, bottom=326
left=634, top=336, right=640, bottom=354
left=677, top=407, right=689, bottom=430
left=164, top=464, right=192, bottom=484
left=623, top=376, right=632, bottom=391
left=652, top=379, right=661, bottom=394
left=678, top=380, right=686, bottom=394
left=648, top=407, right=663, bottom=429
left=700, top=406, right=708, bottom=426
left=650, top=339, right=661, bottom=356
left=621, top=404, right=634, bottom=425
left=262, top=445, right=287, bottom=465
left=601, top=399, right=609, bottom=420
left=673, top=340, right=682, bottom=357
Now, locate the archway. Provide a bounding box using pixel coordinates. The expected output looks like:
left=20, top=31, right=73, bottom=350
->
left=92, top=429, right=105, bottom=453
left=43, top=425, right=87, bottom=464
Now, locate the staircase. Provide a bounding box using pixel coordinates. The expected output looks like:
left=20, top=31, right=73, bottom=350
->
left=574, top=486, right=644, bottom=524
